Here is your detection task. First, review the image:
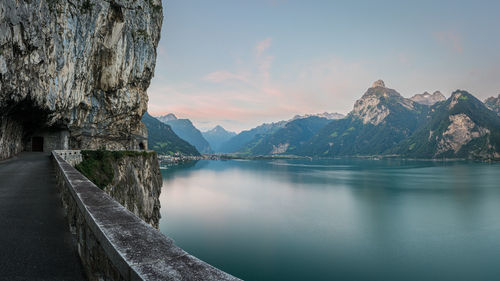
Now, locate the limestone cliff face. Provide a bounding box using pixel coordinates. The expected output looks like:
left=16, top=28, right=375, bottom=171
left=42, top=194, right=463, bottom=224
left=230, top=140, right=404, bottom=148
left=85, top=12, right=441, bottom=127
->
left=436, top=113, right=490, bottom=155
left=71, top=150, right=163, bottom=228
left=350, top=80, right=418, bottom=125
left=0, top=0, right=163, bottom=160
left=103, top=152, right=163, bottom=229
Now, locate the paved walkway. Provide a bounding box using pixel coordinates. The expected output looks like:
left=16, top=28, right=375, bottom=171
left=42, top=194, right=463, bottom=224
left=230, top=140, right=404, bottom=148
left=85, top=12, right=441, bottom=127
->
left=0, top=153, right=86, bottom=281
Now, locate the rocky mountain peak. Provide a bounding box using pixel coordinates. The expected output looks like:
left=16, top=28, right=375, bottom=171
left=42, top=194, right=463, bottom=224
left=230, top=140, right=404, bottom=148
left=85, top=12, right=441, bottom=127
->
left=351, top=83, right=418, bottom=125
left=410, top=90, right=446, bottom=106
left=372, top=80, right=386, bottom=88
left=484, top=94, right=500, bottom=115
left=209, top=125, right=229, bottom=133
left=485, top=94, right=500, bottom=103
left=447, top=90, right=486, bottom=112
left=156, top=113, right=177, bottom=122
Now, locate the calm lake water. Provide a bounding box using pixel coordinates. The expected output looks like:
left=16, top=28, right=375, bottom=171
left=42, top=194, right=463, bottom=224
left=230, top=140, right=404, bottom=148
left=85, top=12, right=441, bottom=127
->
left=159, top=159, right=500, bottom=281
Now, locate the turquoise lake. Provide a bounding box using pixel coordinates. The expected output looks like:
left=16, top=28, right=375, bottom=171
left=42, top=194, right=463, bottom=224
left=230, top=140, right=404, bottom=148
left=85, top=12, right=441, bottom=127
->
left=159, top=159, right=500, bottom=281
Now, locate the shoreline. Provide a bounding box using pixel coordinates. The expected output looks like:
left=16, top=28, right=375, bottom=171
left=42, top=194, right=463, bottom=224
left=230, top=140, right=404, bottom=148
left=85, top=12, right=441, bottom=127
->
left=158, top=153, right=500, bottom=166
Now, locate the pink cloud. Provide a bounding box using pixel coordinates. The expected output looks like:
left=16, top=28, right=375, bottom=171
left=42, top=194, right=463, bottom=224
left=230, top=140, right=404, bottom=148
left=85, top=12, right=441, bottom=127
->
left=149, top=37, right=373, bottom=131
left=434, top=31, right=463, bottom=53
left=202, top=37, right=275, bottom=86
left=256, top=37, right=272, bottom=56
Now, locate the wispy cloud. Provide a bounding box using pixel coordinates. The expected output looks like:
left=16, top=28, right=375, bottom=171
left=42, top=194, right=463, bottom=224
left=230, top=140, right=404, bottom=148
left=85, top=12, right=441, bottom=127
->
left=149, top=37, right=373, bottom=131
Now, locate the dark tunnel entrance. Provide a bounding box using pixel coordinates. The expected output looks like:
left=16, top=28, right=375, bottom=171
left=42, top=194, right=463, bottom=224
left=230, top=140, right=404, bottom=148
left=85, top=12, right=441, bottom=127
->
left=31, top=136, right=44, bottom=152
left=3, top=98, right=69, bottom=154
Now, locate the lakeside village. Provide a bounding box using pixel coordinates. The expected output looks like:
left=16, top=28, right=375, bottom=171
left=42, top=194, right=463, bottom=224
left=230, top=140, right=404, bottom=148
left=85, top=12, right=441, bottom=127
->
left=157, top=153, right=310, bottom=168
left=158, top=153, right=218, bottom=166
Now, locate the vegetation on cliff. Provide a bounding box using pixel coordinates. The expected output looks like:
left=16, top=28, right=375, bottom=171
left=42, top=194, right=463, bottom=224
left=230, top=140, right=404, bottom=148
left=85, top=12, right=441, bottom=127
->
left=76, top=150, right=154, bottom=189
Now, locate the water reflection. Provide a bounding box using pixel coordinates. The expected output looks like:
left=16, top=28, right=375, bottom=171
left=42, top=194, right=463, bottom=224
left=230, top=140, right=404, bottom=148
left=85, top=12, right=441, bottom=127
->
left=159, top=159, right=500, bottom=281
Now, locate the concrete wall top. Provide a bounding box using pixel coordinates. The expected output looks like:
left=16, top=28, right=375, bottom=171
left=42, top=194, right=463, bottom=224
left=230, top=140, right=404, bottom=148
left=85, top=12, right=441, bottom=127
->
left=52, top=150, right=241, bottom=281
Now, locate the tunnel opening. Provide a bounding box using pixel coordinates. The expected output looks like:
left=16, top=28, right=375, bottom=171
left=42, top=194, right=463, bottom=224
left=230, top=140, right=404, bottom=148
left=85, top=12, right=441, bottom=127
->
left=139, top=142, right=145, bottom=150
left=2, top=97, right=69, bottom=154
left=31, top=136, right=44, bottom=152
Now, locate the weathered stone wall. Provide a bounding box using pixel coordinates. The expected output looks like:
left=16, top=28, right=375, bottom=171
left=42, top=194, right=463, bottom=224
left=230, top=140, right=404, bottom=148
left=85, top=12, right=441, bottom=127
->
left=53, top=151, right=241, bottom=281
left=0, top=0, right=162, bottom=160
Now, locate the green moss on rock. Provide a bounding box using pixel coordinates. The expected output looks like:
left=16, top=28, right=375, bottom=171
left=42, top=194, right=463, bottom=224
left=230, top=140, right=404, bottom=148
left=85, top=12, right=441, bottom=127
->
left=75, top=150, right=155, bottom=189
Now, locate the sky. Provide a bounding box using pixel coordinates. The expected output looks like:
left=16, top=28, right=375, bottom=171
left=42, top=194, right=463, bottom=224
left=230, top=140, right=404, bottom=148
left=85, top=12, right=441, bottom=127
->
left=148, top=0, right=500, bottom=132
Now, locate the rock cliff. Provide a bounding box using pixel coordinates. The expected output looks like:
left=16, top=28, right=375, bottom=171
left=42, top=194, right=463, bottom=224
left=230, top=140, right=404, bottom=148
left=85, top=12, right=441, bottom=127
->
left=296, top=80, right=429, bottom=157
left=0, top=0, right=163, bottom=160
left=350, top=80, right=420, bottom=125
left=74, top=150, right=163, bottom=228
left=394, top=91, right=500, bottom=159
left=103, top=152, right=163, bottom=229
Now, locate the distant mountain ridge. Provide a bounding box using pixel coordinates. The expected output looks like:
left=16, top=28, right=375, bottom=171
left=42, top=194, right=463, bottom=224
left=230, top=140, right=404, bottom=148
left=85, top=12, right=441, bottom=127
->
left=393, top=91, right=500, bottom=159
left=142, top=113, right=200, bottom=156
left=202, top=125, right=236, bottom=152
left=156, top=114, right=213, bottom=154
left=156, top=113, right=178, bottom=122
left=410, top=91, right=446, bottom=106
left=240, top=116, right=333, bottom=155
left=215, top=80, right=500, bottom=160
left=297, top=80, right=428, bottom=156
left=219, top=112, right=344, bottom=154
left=219, top=121, right=287, bottom=153
left=485, top=95, right=500, bottom=116
left=146, top=81, right=500, bottom=160
left=292, top=112, right=345, bottom=120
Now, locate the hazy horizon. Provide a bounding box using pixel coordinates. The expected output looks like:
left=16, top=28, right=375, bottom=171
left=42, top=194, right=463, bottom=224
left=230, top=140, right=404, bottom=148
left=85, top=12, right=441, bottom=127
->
left=148, top=0, right=500, bottom=132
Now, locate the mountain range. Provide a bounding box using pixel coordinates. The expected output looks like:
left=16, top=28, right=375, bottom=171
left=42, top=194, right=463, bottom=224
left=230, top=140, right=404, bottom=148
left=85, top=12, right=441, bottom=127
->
left=142, top=113, right=200, bottom=156
left=392, top=91, right=500, bottom=159
left=297, top=80, right=429, bottom=156
left=142, top=81, right=500, bottom=160
left=218, top=112, right=345, bottom=154
left=202, top=126, right=236, bottom=152
left=238, top=116, right=336, bottom=155
left=218, top=121, right=288, bottom=153
left=410, top=91, right=446, bottom=106
left=219, top=80, right=500, bottom=160
left=156, top=114, right=213, bottom=154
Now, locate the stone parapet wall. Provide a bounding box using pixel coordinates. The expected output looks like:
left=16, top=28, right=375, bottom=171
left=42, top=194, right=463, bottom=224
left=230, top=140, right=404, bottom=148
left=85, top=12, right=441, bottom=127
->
left=56, top=149, right=163, bottom=228
left=52, top=151, right=240, bottom=281
left=55, top=150, right=83, bottom=166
